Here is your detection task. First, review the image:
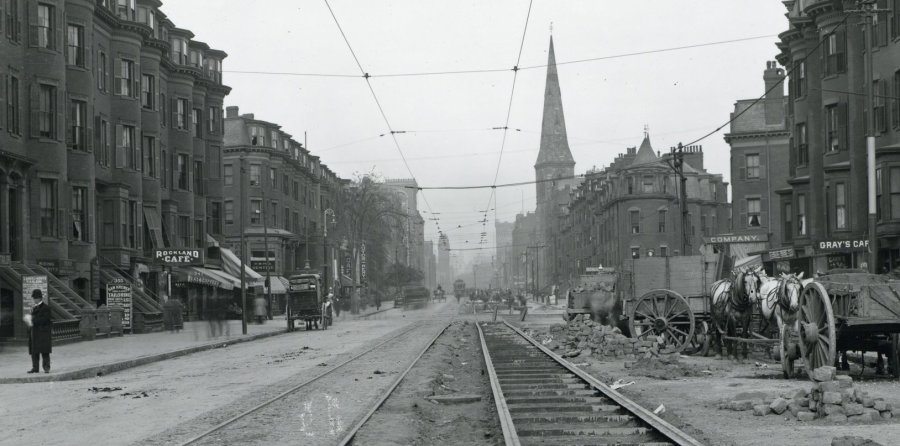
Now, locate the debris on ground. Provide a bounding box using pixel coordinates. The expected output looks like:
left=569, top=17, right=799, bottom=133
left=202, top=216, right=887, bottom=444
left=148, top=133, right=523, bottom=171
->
left=627, top=356, right=713, bottom=380
left=831, top=436, right=884, bottom=446
left=88, top=387, right=123, bottom=393
left=718, top=366, right=897, bottom=423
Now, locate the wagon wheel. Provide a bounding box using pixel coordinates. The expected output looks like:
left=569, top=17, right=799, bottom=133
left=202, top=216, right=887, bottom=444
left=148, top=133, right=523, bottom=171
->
left=629, top=289, right=695, bottom=353
left=780, top=321, right=800, bottom=379
left=798, top=282, right=836, bottom=380
left=686, top=320, right=711, bottom=356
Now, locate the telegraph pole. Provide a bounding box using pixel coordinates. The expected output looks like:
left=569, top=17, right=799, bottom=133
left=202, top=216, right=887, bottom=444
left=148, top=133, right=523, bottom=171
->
left=239, top=156, right=247, bottom=335
left=668, top=144, right=689, bottom=256
left=848, top=1, right=890, bottom=273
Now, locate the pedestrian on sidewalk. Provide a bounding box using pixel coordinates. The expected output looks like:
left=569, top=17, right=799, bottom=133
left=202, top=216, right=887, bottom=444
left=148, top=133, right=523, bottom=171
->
left=254, top=296, right=267, bottom=324
left=26, top=289, right=52, bottom=374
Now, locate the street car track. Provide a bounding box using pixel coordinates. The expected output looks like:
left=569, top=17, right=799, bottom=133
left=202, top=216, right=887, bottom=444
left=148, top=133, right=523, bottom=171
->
left=478, top=320, right=705, bottom=446
left=177, top=321, right=432, bottom=446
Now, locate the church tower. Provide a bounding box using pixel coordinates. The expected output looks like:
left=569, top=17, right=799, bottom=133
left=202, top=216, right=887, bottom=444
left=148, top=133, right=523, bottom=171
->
left=534, top=35, right=575, bottom=287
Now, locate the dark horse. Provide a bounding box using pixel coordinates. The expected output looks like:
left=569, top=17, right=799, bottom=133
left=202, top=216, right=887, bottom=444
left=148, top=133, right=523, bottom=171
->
left=710, top=271, right=761, bottom=361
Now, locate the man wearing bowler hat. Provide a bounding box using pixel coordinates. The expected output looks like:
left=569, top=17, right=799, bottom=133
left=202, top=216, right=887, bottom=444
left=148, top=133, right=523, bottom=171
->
left=26, top=289, right=52, bottom=374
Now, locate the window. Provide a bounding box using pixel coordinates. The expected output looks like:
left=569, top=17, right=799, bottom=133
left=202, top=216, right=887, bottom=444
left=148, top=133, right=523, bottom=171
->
left=631, top=247, right=640, bottom=259
left=282, top=174, right=289, bottom=195
left=39, top=179, right=57, bottom=237
left=746, top=154, right=760, bottom=178
left=293, top=181, right=299, bottom=199
left=176, top=99, right=188, bottom=130
left=68, top=99, right=86, bottom=151
left=835, top=183, right=848, bottom=229
left=270, top=202, right=278, bottom=227
left=141, top=74, right=154, bottom=109
left=193, top=220, right=203, bottom=249
left=224, top=164, right=233, bottom=185
left=193, top=161, right=203, bottom=193
left=102, top=200, right=115, bottom=246
left=658, top=209, right=666, bottom=233
left=171, top=38, right=187, bottom=64
left=894, top=71, right=900, bottom=128
left=192, top=108, right=200, bottom=137
left=116, top=124, right=136, bottom=170
left=784, top=203, right=793, bottom=241
left=116, top=0, right=135, bottom=21
left=6, top=75, right=20, bottom=135
left=118, top=59, right=136, bottom=97
left=627, top=177, right=634, bottom=194
left=642, top=177, right=654, bottom=193
left=701, top=215, right=709, bottom=236
left=37, top=84, right=56, bottom=138
left=798, top=194, right=807, bottom=236
left=7, top=0, right=20, bottom=43
left=177, top=154, right=189, bottom=190
left=142, top=134, right=156, bottom=177
left=284, top=207, right=290, bottom=231
left=224, top=201, right=234, bottom=225
left=747, top=198, right=761, bottom=227
left=210, top=202, right=222, bottom=235
left=250, top=126, right=266, bottom=146
left=160, top=93, right=166, bottom=127
left=250, top=200, right=262, bottom=225
left=160, top=148, right=168, bottom=188
left=126, top=200, right=138, bottom=248
left=207, top=106, right=217, bottom=133
left=270, top=167, right=277, bottom=189
left=794, top=60, right=806, bottom=98
left=293, top=211, right=300, bottom=234
left=66, top=24, right=84, bottom=67
left=892, top=168, right=900, bottom=220
left=71, top=187, right=87, bottom=241
left=877, top=168, right=883, bottom=221
left=824, top=31, right=845, bottom=75
left=825, top=105, right=841, bottom=152
left=178, top=215, right=190, bottom=247
left=271, top=131, right=279, bottom=149
left=660, top=246, right=668, bottom=257
left=98, top=119, right=109, bottom=166
left=875, top=80, right=887, bottom=133
left=796, top=123, right=808, bottom=166
left=874, top=3, right=888, bottom=47
left=35, top=4, right=53, bottom=49
left=630, top=210, right=640, bottom=234
left=98, top=51, right=108, bottom=91
left=249, top=164, right=261, bottom=186
left=893, top=0, right=900, bottom=39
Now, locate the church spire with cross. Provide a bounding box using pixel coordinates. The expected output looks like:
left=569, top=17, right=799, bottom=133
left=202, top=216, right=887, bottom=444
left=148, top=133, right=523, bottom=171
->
left=534, top=35, right=575, bottom=171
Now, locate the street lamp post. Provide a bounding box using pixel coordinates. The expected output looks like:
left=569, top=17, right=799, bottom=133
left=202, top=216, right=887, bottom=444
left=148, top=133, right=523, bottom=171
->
left=256, top=201, right=272, bottom=321
left=323, top=208, right=336, bottom=294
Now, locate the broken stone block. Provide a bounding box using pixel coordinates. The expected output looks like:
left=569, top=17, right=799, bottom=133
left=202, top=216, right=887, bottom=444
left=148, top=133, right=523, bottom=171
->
left=862, top=397, right=875, bottom=408
left=813, top=366, right=837, bottom=382
left=753, top=404, right=770, bottom=416
left=844, top=403, right=865, bottom=416
left=770, top=398, right=789, bottom=415
left=797, top=411, right=815, bottom=421
left=788, top=402, right=802, bottom=417
left=835, top=375, right=853, bottom=388
left=822, top=392, right=843, bottom=405
left=822, top=404, right=845, bottom=416
left=825, top=413, right=848, bottom=423
left=795, top=397, right=810, bottom=407
left=873, top=400, right=891, bottom=412
left=820, top=381, right=842, bottom=393
left=882, top=411, right=892, bottom=420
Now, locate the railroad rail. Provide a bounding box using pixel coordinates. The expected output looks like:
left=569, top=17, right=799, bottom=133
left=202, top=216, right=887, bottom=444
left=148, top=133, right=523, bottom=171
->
left=477, top=321, right=705, bottom=446
left=178, top=321, right=440, bottom=446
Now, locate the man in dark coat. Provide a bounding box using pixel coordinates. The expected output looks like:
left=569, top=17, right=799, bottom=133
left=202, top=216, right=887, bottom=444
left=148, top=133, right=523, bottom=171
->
left=27, top=289, right=52, bottom=374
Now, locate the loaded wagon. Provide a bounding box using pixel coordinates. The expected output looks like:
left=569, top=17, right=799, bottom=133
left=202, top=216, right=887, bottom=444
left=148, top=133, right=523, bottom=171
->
left=620, top=254, right=719, bottom=355
left=782, top=270, right=900, bottom=379
left=401, top=285, right=431, bottom=310
left=565, top=267, right=618, bottom=322
left=286, top=274, right=331, bottom=331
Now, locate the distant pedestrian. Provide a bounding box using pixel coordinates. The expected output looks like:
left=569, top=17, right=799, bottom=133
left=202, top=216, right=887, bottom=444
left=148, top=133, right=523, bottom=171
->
left=254, top=296, right=267, bottom=324
left=26, top=289, right=52, bottom=374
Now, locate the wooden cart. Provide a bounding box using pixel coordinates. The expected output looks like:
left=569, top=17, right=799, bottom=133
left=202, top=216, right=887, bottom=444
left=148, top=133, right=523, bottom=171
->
left=621, top=254, right=719, bottom=354
left=286, top=274, right=330, bottom=331
left=783, top=271, right=900, bottom=380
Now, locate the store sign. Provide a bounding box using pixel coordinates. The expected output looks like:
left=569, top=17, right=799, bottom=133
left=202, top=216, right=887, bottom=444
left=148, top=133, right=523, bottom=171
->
left=768, top=248, right=796, bottom=260
left=250, top=260, right=275, bottom=272
left=703, top=234, right=768, bottom=244
left=817, top=239, right=869, bottom=253
left=106, top=278, right=133, bottom=329
left=154, top=249, right=202, bottom=265
left=360, top=243, right=367, bottom=282
left=37, top=259, right=75, bottom=275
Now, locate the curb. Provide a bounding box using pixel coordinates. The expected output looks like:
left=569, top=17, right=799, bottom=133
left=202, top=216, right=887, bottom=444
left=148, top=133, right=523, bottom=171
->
left=0, top=328, right=289, bottom=384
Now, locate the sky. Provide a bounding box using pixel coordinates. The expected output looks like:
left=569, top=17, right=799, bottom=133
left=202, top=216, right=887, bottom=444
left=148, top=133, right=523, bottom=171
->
left=162, top=0, right=788, bottom=263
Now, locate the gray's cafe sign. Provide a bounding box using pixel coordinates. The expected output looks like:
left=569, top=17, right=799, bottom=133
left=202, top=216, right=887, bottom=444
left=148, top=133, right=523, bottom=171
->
left=154, top=249, right=202, bottom=265
left=817, top=239, right=869, bottom=253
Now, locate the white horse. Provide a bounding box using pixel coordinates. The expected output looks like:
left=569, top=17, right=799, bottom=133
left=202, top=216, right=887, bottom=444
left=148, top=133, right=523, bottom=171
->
left=756, top=271, right=804, bottom=330
left=710, top=270, right=762, bottom=360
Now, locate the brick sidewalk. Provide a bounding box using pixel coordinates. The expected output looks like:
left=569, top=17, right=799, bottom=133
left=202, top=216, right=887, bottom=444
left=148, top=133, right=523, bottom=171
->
left=0, top=320, right=285, bottom=383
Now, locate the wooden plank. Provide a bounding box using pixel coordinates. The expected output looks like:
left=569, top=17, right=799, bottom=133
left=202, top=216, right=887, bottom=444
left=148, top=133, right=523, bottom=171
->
left=860, top=286, right=900, bottom=320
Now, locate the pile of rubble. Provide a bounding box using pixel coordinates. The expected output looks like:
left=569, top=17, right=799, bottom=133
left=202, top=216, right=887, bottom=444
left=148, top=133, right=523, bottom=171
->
left=546, top=314, right=678, bottom=360
left=719, top=366, right=899, bottom=422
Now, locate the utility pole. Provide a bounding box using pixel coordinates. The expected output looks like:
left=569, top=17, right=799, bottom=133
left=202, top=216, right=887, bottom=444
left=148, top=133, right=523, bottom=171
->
left=848, top=1, right=890, bottom=273
left=668, top=144, right=689, bottom=256
left=323, top=208, right=335, bottom=295
left=239, top=156, right=247, bottom=335
left=260, top=185, right=272, bottom=320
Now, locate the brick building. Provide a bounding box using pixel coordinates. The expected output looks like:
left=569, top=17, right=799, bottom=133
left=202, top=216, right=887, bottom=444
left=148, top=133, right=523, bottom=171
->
left=383, top=178, right=425, bottom=273
left=494, top=220, right=514, bottom=289
left=724, top=61, right=791, bottom=259
left=775, top=0, right=900, bottom=274
left=0, top=0, right=231, bottom=341
left=511, top=211, right=537, bottom=291
left=557, top=134, right=730, bottom=286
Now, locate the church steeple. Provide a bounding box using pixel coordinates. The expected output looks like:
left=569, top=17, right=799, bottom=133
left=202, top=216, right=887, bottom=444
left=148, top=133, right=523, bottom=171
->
left=535, top=36, right=575, bottom=168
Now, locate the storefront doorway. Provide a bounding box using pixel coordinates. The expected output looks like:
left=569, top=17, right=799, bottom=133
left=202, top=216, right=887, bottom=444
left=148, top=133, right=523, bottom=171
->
left=0, top=288, right=14, bottom=338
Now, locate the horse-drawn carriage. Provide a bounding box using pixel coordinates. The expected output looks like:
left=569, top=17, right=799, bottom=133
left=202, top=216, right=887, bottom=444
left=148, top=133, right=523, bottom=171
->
left=781, top=270, right=900, bottom=379
left=286, top=273, right=332, bottom=331
left=432, top=286, right=447, bottom=303
left=453, top=279, right=466, bottom=302
left=401, top=285, right=431, bottom=310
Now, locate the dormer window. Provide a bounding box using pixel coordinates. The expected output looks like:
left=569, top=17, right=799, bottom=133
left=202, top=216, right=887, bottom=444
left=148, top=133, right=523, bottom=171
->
left=116, top=0, right=135, bottom=21
left=171, top=38, right=188, bottom=65
left=137, top=7, right=157, bottom=36
left=250, top=126, right=266, bottom=146
left=190, top=50, right=202, bottom=68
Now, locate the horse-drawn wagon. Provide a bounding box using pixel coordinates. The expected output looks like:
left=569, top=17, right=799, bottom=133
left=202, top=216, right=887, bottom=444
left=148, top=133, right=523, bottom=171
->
left=782, top=270, right=900, bottom=380
left=401, top=285, right=430, bottom=310
left=286, top=273, right=331, bottom=331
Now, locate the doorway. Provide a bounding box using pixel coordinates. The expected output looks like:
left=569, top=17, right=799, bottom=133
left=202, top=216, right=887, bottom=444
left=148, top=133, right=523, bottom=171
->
left=7, top=186, right=19, bottom=261
left=0, top=288, right=14, bottom=338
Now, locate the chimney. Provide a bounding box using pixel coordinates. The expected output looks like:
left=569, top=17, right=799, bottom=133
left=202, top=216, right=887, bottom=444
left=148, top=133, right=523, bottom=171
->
left=226, top=106, right=239, bottom=118
left=763, top=61, right=786, bottom=126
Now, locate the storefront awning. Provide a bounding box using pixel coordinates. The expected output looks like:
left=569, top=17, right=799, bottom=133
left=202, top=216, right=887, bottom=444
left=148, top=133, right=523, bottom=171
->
left=220, top=247, right=263, bottom=284
left=204, top=268, right=242, bottom=289
left=733, top=255, right=763, bottom=273
left=174, top=267, right=235, bottom=290
left=265, top=276, right=289, bottom=295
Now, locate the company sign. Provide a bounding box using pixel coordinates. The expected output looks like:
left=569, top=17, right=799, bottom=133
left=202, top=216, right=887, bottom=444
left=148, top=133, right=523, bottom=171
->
left=154, top=249, right=202, bottom=265
left=250, top=260, right=275, bottom=272
left=703, top=234, right=768, bottom=244
left=106, top=278, right=133, bottom=329
left=817, top=239, right=870, bottom=253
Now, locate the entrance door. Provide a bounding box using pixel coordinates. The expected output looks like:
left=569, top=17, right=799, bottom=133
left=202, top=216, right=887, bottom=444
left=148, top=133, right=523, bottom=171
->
left=0, top=288, right=14, bottom=338
left=8, top=187, right=19, bottom=261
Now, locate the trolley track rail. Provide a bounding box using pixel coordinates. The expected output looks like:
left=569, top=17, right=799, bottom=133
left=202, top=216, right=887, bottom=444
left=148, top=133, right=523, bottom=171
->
left=478, top=320, right=705, bottom=446
left=178, top=321, right=433, bottom=446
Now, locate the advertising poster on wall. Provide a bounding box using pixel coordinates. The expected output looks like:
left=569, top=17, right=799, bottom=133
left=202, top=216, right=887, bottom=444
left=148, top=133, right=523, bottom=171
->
left=106, top=278, right=133, bottom=330
left=21, top=275, right=49, bottom=315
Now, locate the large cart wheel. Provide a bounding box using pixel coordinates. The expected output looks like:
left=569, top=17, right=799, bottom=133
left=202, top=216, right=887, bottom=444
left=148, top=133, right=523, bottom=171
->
left=780, top=321, right=799, bottom=379
left=798, top=282, right=837, bottom=380
left=686, top=320, right=710, bottom=356
left=629, top=289, right=695, bottom=353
